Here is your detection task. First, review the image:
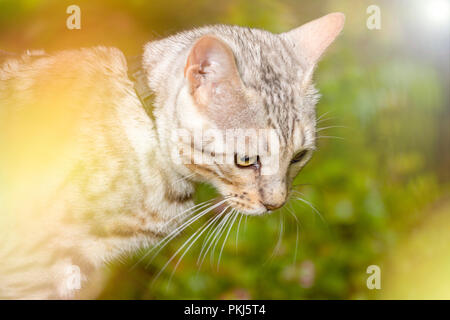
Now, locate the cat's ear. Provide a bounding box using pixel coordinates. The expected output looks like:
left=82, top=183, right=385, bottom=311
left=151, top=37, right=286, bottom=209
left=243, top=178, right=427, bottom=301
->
left=184, top=35, right=241, bottom=106
left=281, top=12, right=345, bottom=70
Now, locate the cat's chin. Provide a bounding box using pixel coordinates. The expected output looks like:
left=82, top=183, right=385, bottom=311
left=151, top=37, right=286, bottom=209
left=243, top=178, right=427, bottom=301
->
left=213, top=196, right=268, bottom=216
left=230, top=205, right=269, bottom=216
left=217, top=197, right=267, bottom=216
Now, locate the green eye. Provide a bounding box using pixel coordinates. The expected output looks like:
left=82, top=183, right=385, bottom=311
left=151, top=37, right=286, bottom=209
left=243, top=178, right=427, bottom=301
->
left=291, top=150, right=308, bottom=164
left=235, top=154, right=258, bottom=168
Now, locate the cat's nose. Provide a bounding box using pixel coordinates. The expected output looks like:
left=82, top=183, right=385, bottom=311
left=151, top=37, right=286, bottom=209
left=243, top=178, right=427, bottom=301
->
left=263, top=202, right=285, bottom=211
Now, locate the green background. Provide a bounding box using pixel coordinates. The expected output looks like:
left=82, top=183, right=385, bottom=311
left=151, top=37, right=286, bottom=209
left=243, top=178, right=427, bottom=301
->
left=1, top=0, right=448, bottom=299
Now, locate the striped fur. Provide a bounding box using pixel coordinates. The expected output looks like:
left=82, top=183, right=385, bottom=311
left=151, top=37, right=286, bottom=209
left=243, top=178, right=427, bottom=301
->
left=0, top=15, right=343, bottom=299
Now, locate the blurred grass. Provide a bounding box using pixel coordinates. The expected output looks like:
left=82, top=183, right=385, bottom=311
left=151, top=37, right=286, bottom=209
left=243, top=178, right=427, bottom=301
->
left=0, top=0, right=448, bottom=299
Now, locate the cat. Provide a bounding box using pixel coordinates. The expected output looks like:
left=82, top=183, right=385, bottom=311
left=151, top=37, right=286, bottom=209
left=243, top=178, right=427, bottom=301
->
left=0, top=13, right=344, bottom=299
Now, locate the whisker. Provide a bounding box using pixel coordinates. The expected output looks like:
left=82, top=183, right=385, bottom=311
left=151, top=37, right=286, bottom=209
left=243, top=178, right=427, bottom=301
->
left=164, top=198, right=215, bottom=226
left=217, top=211, right=239, bottom=270
left=129, top=199, right=215, bottom=270
left=150, top=200, right=215, bottom=250
left=316, top=117, right=334, bottom=124
left=153, top=206, right=229, bottom=287
left=292, top=191, right=326, bottom=225
left=264, top=212, right=284, bottom=265
left=291, top=182, right=315, bottom=188
left=137, top=198, right=229, bottom=269
left=198, top=195, right=236, bottom=250
left=286, top=205, right=301, bottom=264
left=197, top=209, right=227, bottom=265
left=197, top=210, right=233, bottom=269
left=164, top=196, right=230, bottom=237
left=165, top=206, right=230, bottom=286
left=196, top=210, right=232, bottom=268
left=235, top=212, right=244, bottom=252
left=316, top=110, right=332, bottom=122
left=210, top=210, right=235, bottom=266
left=316, top=125, right=347, bottom=132
left=317, top=135, right=345, bottom=141
left=275, top=214, right=284, bottom=256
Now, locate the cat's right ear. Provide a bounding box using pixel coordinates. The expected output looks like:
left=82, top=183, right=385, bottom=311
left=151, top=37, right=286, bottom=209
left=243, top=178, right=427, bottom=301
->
left=281, top=12, right=345, bottom=78
left=184, top=35, right=241, bottom=107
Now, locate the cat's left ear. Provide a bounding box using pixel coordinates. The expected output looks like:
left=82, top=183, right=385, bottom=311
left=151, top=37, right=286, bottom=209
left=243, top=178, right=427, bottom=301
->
left=281, top=12, right=345, bottom=78
left=184, top=35, right=241, bottom=107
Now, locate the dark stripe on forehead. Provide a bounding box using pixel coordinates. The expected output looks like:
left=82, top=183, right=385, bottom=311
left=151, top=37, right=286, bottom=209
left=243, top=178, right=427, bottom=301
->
left=290, top=114, right=297, bottom=146
left=237, top=37, right=300, bottom=145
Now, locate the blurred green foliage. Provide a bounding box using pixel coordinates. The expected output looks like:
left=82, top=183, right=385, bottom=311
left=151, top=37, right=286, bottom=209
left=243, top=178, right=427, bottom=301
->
left=0, top=0, right=448, bottom=299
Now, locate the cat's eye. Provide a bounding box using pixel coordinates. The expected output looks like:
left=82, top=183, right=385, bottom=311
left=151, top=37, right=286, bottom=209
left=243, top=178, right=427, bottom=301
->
left=235, top=154, right=258, bottom=168
left=291, top=150, right=308, bottom=164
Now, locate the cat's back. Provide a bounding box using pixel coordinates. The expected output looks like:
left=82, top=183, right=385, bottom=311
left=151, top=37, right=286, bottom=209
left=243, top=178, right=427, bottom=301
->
left=0, top=46, right=135, bottom=190
left=0, top=46, right=131, bottom=137
left=0, top=46, right=129, bottom=100
left=0, top=47, right=154, bottom=298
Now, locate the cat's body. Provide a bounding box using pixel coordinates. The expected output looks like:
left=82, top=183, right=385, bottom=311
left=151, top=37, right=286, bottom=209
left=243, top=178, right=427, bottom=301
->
left=0, top=14, right=344, bottom=299
left=0, top=47, right=195, bottom=298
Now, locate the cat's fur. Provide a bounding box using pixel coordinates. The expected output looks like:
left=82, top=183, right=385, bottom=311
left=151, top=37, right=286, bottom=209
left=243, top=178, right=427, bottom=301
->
left=0, top=13, right=344, bottom=299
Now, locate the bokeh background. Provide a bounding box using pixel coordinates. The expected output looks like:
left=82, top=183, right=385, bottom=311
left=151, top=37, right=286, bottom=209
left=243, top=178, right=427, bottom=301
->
left=0, top=0, right=449, bottom=299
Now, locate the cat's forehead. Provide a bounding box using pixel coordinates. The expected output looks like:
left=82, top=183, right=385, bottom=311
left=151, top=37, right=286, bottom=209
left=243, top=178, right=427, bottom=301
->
left=185, top=25, right=317, bottom=146
left=228, top=29, right=313, bottom=146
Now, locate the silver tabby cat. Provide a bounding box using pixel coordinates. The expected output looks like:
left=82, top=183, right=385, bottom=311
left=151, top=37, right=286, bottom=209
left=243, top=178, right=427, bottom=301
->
left=0, top=13, right=344, bottom=298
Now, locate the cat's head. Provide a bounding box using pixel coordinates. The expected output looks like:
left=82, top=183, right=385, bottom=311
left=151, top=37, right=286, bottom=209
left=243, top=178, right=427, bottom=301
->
left=143, top=13, right=345, bottom=215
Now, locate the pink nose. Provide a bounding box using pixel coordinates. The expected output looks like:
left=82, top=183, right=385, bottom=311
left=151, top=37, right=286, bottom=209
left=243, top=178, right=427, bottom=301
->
left=263, top=202, right=284, bottom=211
